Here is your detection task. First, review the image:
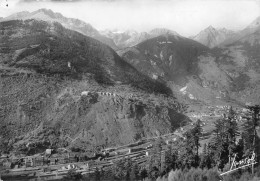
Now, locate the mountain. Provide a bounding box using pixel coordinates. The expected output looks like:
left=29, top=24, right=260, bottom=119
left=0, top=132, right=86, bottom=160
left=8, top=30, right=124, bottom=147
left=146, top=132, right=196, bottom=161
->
left=1, top=9, right=118, bottom=50
left=101, top=28, right=180, bottom=49
left=100, top=30, right=149, bottom=49
left=100, top=30, right=143, bottom=49
left=236, top=16, right=260, bottom=40
left=192, top=26, right=236, bottom=48
left=149, top=28, right=179, bottom=37
left=120, top=34, right=225, bottom=104
left=220, top=16, right=260, bottom=47
left=0, top=19, right=189, bottom=154
left=120, top=31, right=260, bottom=107
left=118, top=16, right=260, bottom=110
left=0, top=19, right=173, bottom=93
left=245, top=16, right=260, bottom=31
left=214, top=18, right=260, bottom=104
left=120, top=34, right=208, bottom=84
left=119, top=32, right=150, bottom=49
left=2, top=11, right=30, bottom=21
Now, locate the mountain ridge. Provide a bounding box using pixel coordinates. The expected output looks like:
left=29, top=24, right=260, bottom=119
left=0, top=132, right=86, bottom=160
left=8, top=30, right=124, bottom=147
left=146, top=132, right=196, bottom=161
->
left=3, top=9, right=260, bottom=50
left=191, top=26, right=236, bottom=48
left=219, top=16, right=260, bottom=47
left=120, top=26, right=260, bottom=106
left=1, top=10, right=260, bottom=155
left=1, top=8, right=118, bottom=50
left=0, top=19, right=188, bottom=154
left=101, top=28, right=182, bottom=49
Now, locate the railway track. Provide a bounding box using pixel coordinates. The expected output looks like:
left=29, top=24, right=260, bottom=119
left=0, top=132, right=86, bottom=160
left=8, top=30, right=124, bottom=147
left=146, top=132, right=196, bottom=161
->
left=2, top=130, right=183, bottom=180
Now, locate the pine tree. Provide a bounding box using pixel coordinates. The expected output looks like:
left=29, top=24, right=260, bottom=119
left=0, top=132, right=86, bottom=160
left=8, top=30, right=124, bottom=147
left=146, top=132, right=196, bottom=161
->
left=139, top=167, right=148, bottom=181
left=94, top=167, right=101, bottom=181
left=179, top=130, right=197, bottom=168
left=211, top=119, right=229, bottom=169
left=226, top=106, right=240, bottom=165
left=200, top=143, right=208, bottom=169
left=242, top=105, right=260, bottom=173
left=178, top=119, right=202, bottom=168
left=191, top=119, right=203, bottom=167
left=210, top=108, right=239, bottom=170
left=149, top=137, right=164, bottom=173
left=130, top=163, right=139, bottom=181
left=171, top=139, right=182, bottom=169
left=112, top=157, right=131, bottom=179
left=124, top=157, right=133, bottom=179
left=235, top=138, right=244, bottom=161
left=165, top=144, right=176, bottom=172
left=201, top=143, right=217, bottom=169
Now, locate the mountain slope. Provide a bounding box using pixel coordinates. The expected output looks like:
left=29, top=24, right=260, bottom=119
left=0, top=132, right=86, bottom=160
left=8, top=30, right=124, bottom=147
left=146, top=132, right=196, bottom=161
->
left=0, top=19, right=190, bottom=154
left=192, top=26, right=236, bottom=48
left=121, top=29, right=260, bottom=106
left=245, top=16, right=260, bottom=31
left=220, top=16, right=260, bottom=47
left=0, top=19, right=171, bottom=92
left=209, top=16, right=260, bottom=104
left=214, top=27, right=260, bottom=104
left=120, top=34, right=209, bottom=84
left=1, top=9, right=118, bottom=50
left=120, top=34, right=228, bottom=104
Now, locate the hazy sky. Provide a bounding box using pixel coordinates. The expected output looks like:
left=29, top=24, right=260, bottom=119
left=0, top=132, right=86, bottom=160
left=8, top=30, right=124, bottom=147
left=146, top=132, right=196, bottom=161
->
left=0, top=0, right=260, bottom=36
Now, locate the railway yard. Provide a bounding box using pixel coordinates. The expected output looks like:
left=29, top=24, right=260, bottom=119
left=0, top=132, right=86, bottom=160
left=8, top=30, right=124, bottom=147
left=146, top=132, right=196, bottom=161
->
left=0, top=130, right=184, bottom=181
left=0, top=105, right=250, bottom=181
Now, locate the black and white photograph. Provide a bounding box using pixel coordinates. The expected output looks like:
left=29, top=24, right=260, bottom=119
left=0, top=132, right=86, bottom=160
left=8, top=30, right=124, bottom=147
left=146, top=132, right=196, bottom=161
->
left=0, top=0, right=260, bottom=180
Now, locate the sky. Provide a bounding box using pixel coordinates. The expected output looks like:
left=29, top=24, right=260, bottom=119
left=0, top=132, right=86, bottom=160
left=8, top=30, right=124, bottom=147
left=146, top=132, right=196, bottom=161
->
left=0, top=0, right=260, bottom=36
